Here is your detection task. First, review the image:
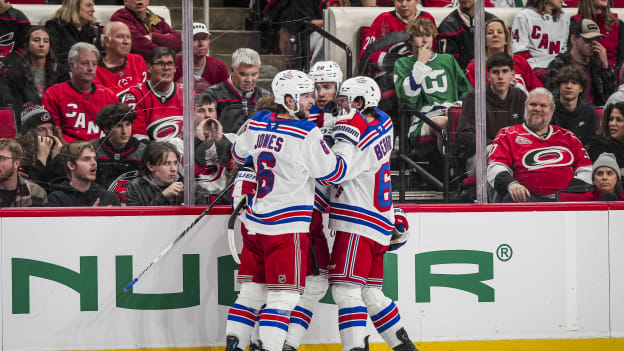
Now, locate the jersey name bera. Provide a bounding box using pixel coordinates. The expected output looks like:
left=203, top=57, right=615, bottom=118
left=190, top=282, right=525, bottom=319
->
left=374, top=135, right=392, bottom=161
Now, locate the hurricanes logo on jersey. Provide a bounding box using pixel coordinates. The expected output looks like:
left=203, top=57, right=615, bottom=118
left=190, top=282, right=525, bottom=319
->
left=522, top=146, right=574, bottom=170
left=147, top=116, right=184, bottom=141
left=0, top=32, right=15, bottom=57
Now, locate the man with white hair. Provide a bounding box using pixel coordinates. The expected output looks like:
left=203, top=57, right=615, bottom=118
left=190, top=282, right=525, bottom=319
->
left=42, top=42, right=118, bottom=143
left=204, top=48, right=270, bottom=134
left=95, top=21, right=147, bottom=96
left=488, top=88, right=593, bottom=202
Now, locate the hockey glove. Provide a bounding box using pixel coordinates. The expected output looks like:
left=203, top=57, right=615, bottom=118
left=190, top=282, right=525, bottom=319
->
left=332, top=109, right=368, bottom=145
left=231, top=167, right=256, bottom=208
left=389, top=207, right=409, bottom=251
left=319, top=115, right=337, bottom=147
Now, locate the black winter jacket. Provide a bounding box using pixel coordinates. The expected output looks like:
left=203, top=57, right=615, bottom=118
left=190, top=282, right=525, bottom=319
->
left=91, top=137, right=146, bottom=188
left=44, top=18, right=102, bottom=68
left=552, top=100, right=597, bottom=147
left=204, top=79, right=270, bottom=134
left=47, top=181, right=121, bottom=207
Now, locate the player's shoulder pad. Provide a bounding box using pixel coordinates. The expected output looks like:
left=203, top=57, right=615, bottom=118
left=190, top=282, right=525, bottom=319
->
left=251, top=110, right=274, bottom=122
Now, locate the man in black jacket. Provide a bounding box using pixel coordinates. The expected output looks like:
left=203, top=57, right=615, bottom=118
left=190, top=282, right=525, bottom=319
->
left=203, top=48, right=269, bottom=134
left=551, top=65, right=597, bottom=147
left=90, top=103, right=146, bottom=188
left=47, top=141, right=120, bottom=206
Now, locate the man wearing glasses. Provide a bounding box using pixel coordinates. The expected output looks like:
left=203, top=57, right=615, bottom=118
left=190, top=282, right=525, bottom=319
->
left=204, top=48, right=270, bottom=134
left=0, top=139, right=47, bottom=207
left=544, top=18, right=616, bottom=107
left=121, top=46, right=184, bottom=143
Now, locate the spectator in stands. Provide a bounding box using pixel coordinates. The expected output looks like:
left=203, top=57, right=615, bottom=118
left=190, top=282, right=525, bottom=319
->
left=16, top=103, right=66, bottom=193
left=457, top=53, right=526, bottom=161
left=42, top=42, right=118, bottom=143
left=0, top=0, right=30, bottom=69
left=606, top=83, right=624, bottom=106
left=204, top=48, right=269, bottom=134
left=511, top=0, right=570, bottom=81
left=436, top=0, right=496, bottom=71
left=174, top=22, right=227, bottom=95
left=47, top=141, right=120, bottom=206
left=551, top=65, right=598, bottom=147
left=125, top=141, right=189, bottom=206
left=360, top=0, right=435, bottom=86
left=558, top=152, right=624, bottom=201
left=193, top=94, right=217, bottom=131
left=571, top=0, right=624, bottom=71
left=394, top=18, right=471, bottom=140
left=95, top=21, right=147, bottom=96
left=587, top=102, right=624, bottom=171
left=91, top=103, right=146, bottom=188
left=45, top=0, right=101, bottom=68
left=488, top=88, right=593, bottom=202
left=466, top=18, right=544, bottom=94
left=1, top=26, right=69, bottom=128
left=544, top=19, right=616, bottom=107
left=110, top=0, right=181, bottom=58
left=121, top=46, right=183, bottom=142
left=194, top=118, right=235, bottom=204
left=0, top=138, right=47, bottom=207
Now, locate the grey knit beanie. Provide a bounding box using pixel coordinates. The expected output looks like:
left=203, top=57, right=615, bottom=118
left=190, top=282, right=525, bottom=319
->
left=593, top=152, right=621, bottom=179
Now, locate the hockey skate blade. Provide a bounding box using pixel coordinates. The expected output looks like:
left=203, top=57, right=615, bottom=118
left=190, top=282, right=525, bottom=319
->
left=227, top=228, right=241, bottom=264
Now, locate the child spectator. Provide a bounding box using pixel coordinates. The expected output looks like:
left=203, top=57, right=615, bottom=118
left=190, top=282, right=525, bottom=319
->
left=1, top=26, right=69, bottom=128
left=121, top=46, right=183, bottom=142
left=91, top=103, right=146, bottom=188
left=42, top=42, right=118, bottom=142
left=16, top=103, right=66, bottom=192
left=511, top=0, right=570, bottom=81
left=47, top=141, right=120, bottom=206
left=465, top=18, right=544, bottom=94
left=0, top=138, right=47, bottom=207
left=0, top=0, right=30, bottom=69
left=571, top=0, right=624, bottom=71
left=110, top=0, right=181, bottom=59
left=45, top=0, right=101, bottom=68
left=95, top=21, right=147, bottom=97
left=174, top=23, right=228, bottom=94
left=394, top=18, right=471, bottom=139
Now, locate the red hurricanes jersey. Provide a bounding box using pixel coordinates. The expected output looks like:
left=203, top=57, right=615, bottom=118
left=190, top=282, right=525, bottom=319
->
left=41, top=82, right=118, bottom=142
left=488, top=123, right=592, bottom=196
left=94, top=54, right=148, bottom=97
left=121, top=82, right=184, bottom=141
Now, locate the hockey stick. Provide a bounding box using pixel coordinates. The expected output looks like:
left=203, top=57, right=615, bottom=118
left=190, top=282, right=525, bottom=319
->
left=124, top=181, right=235, bottom=292
left=227, top=198, right=248, bottom=264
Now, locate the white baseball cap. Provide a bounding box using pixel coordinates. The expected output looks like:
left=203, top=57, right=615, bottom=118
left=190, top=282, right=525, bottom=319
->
left=193, top=23, right=210, bottom=38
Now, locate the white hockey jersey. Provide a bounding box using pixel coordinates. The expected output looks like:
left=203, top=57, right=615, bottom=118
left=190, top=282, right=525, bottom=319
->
left=232, top=110, right=356, bottom=235
left=511, top=8, right=570, bottom=69
left=328, top=108, right=395, bottom=245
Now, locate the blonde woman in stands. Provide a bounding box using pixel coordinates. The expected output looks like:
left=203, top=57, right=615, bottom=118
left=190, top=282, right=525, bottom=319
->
left=511, top=0, right=570, bottom=81
left=466, top=18, right=543, bottom=94
left=571, top=0, right=624, bottom=71
left=45, top=0, right=101, bottom=68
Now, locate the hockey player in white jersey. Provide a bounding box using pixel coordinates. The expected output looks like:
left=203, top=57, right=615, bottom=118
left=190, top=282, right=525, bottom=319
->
left=225, top=70, right=368, bottom=351
left=328, top=76, right=417, bottom=351
left=281, top=60, right=344, bottom=351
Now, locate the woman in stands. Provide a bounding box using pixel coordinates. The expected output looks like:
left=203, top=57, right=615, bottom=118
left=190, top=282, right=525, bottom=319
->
left=1, top=27, right=68, bottom=129
left=572, top=0, right=624, bottom=71
left=511, top=0, right=570, bottom=81
left=588, top=102, right=624, bottom=171
left=45, top=0, right=101, bottom=68
left=465, top=18, right=543, bottom=94
left=16, top=103, right=67, bottom=193
left=558, top=152, right=624, bottom=201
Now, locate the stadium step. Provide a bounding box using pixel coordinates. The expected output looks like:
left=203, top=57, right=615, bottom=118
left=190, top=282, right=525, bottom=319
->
left=168, top=7, right=248, bottom=31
